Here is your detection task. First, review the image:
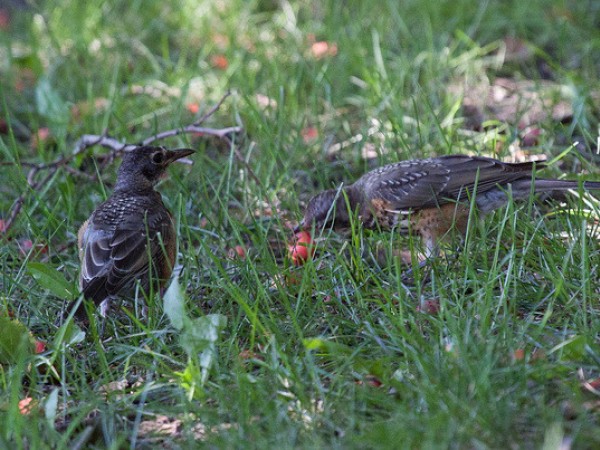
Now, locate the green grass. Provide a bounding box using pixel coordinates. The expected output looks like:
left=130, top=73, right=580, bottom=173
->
left=1, top=0, right=600, bottom=448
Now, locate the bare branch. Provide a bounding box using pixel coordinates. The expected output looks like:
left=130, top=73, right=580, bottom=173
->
left=2, top=93, right=242, bottom=234
left=194, top=90, right=232, bottom=126
left=4, top=169, right=55, bottom=233
left=141, top=125, right=242, bottom=146
left=72, top=134, right=136, bottom=154
left=62, top=165, right=98, bottom=181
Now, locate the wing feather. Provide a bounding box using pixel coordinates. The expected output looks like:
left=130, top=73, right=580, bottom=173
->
left=79, top=192, right=174, bottom=305
left=356, top=155, right=543, bottom=211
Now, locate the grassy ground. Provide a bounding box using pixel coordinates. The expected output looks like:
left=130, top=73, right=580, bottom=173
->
left=1, top=0, right=600, bottom=448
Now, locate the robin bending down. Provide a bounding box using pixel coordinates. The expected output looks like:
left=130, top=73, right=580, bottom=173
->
left=298, top=154, right=600, bottom=256
left=72, top=145, right=194, bottom=320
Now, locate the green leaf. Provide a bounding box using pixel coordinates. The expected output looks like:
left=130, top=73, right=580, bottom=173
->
left=44, top=388, right=59, bottom=426
left=28, top=262, right=75, bottom=299
left=163, top=276, right=186, bottom=330
left=303, top=337, right=354, bottom=356
left=548, top=335, right=587, bottom=361
left=177, top=314, right=227, bottom=395
left=53, top=319, right=86, bottom=349
left=304, top=337, right=393, bottom=377
left=0, top=317, right=34, bottom=364
left=180, top=314, right=227, bottom=357
left=174, top=359, right=204, bottom=401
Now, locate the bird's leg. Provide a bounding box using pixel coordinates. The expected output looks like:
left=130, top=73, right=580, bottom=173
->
left=99, top=297, right=114, bottom=318
left=134, top=283, right=151, bottom=321
left=422, top=234, right=440, bottom=260
left=400, top=234, right=437, bottom=284
left=97, top=296, right=119, bottom=338
left=400, top=257, right=432, bottom=285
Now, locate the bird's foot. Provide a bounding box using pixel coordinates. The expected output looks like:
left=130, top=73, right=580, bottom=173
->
left=401, top=259, right=431, bottom=285
left=99, top=298, right=111, bottom=317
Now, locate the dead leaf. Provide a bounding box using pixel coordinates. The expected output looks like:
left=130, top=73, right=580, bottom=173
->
left=512, top=348, right=525, bottom=361
left=186, top=103, right=200, bottom=114
left=99, top=379, right=128, bottom=398
left=521, top=126, right=543, bottom=147
left=501, top=37, right=534, bottom=63
left=70, top=98, right=109, bottom=120
left=31, top=128, right=51, bottom=149
left=137, top=415, right=182, bottom=437
left=238, top=349, right=264, bottom=362
left=416, top=299, right=440, bottom=315
left=310, top=41, right=338, bottom=59
left=34, top=340, right=46, bottom=354
left=361, top=143, right=379, bottom=160
left=14, top=68, right=36, bottom=92
left=18, top=239, right=48, bottom=257
left=366, top=375, right=383, bottom=387
left=301, top=126, right=319, bottom=143
left=255, top=94, right=277, bottom=109
left=0, top=9, right=9, bottom=30
left=582, top=377, right=600, bottom=396
left=228, top=245, right=246, bottom=259
left=18, top=397, right=36, bottom=415
left=210, top=54, right=229, bottom=70
left=451, top=77, right=573, bottom=130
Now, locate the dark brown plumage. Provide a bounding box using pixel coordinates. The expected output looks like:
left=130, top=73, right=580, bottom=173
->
left=298, top=154, right=600, bottom=255
left=72, top=145, right=194, bottom=319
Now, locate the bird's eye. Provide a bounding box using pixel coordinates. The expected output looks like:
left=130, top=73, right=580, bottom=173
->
left=151, top=152, right=165, bottom=164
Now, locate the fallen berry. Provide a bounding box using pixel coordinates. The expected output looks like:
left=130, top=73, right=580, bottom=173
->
left=288, top=231, right=315, bottom=266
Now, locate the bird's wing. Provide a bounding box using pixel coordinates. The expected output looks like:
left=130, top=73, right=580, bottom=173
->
left=358, top=155, right=542, bottom=210
left=80, top=207, right=174, bottom=304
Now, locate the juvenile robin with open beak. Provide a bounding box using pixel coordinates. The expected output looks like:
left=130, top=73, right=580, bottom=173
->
left=297, top=154, right=600, bottom=258
left=72, top=145, right=194, bottom=320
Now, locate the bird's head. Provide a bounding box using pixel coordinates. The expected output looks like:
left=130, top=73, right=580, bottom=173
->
left=297, top=187, right=357, bottom=233
left=115, top=146, right=195, bottom=191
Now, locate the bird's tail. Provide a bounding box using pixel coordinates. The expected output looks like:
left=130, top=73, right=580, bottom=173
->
left=477, top=177, right=600, bottom=214
left=532, top=179, right=600, bottom=192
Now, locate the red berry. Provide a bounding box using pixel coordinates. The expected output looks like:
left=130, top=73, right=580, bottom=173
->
left=34, top=340, right=46, bottom=354
left=228, top=245, right=246, bottom=259
left=288, top=231, right=315, bottom=266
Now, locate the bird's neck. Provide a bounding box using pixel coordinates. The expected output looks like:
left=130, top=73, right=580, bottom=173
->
left=341, top=185, right=362, bottom=209
left=330, top=186, right=362, bottom=225
left=114, top=175, right=156, bottom=194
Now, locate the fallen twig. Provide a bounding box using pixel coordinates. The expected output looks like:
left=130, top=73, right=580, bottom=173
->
left=141, top=125, right=242, bottom=146
left=193, top=90, right=233, bottom=126
left=6, top=169, right=55, bottom=234
left=72, top=133, right=134, bottom=155
left=2, top=92, right=242, bottom=234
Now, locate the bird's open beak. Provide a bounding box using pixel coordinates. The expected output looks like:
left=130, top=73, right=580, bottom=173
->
left=165, top=148, right=195, bottom=164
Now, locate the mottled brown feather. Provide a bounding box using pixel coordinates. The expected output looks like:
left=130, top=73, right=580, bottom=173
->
left=299, top=154, right=600, bottom=256
left=73, top=146, right=193, bottom=319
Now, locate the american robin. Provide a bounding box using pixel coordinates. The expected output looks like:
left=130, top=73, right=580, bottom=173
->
left=297, top=154, right=600, bottom=256
left=72, top=145, right=194, bottom=320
